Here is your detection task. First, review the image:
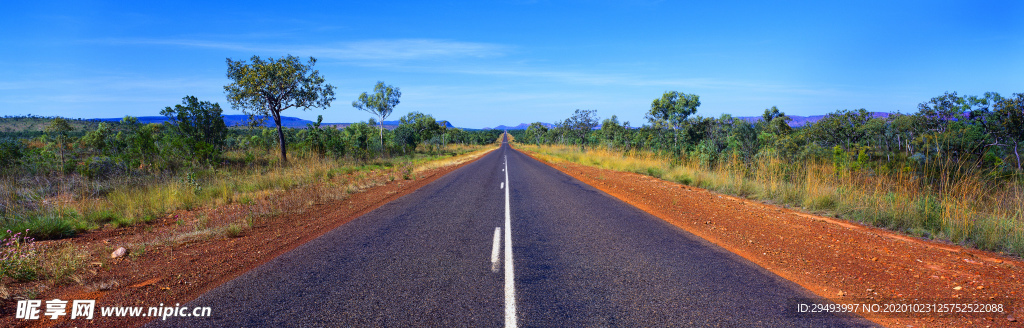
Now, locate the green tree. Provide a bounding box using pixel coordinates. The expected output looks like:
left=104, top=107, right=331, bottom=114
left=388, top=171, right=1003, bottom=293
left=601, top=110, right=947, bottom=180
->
left=225, top=55, right=336, bottom=163
left=44, top=117, right=75, bottom=171
left=647, top=91, right=700, bottom=154
left=0, top=137, right=25, bottom=170
left=600, top=115, right=628, bottom=150
left=400, top=112, right=440, bottom=143
left=806, top=109, right=872, bottom=149
left=303, top=115, right=327, bottom=156
left=524, top=122, right=548, bottom=145
left=342, top=121, right=377, bottom=160
left=395, top=112, right=440, bottom=153
left=160, top=96, right=228, bottom=164
left=991, top=93, right=1024, bottom=170
left=81, top=122, right=112, bottom=155
left=117, top=117, right=159, bottom=170
left=562, top=109, right=599, bottom=150
left=352, top=81, right=401, bottom=151
left=755, top=107, right=793, bottom=157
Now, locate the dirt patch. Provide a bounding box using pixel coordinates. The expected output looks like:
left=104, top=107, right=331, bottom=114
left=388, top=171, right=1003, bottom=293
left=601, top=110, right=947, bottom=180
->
left=521, top=149, right=1023, bottom=328
left=0, top=149, right=493, bottom=328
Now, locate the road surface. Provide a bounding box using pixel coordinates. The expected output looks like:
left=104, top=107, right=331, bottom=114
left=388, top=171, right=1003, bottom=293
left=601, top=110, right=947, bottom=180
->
left=152, top=136, right=874, bottom=327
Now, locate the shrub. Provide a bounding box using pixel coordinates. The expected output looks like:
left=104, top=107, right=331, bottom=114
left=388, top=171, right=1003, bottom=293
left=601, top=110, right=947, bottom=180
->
left=0, top=230, right=41, bottom=281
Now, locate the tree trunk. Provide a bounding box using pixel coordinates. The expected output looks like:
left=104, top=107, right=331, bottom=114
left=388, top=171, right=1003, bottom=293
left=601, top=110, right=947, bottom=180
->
left=378, top=115, right=384, bottom=154
left=58, top=141, right=65, bottom=172
left=1015, top=143, right=1021, bottom=171
left=273, top=111, right=287, bottom=163
left=673, top=126, right=679, bottom=156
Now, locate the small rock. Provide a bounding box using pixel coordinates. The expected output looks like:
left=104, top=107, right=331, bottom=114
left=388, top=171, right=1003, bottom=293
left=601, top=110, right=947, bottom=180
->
left=953, top=286, right=963, bottom=291
left=866, top=288, right=874, bottom=292
left=1006, top=316, right=1016, bottom=322
left=111, top=247, right=128, bottom=259
left=837, top=291, right=846, bottom=296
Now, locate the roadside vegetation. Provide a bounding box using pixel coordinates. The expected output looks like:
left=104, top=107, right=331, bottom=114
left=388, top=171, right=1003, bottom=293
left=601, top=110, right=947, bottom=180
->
left=0, top=55, right=504, bottom=283
left=513, top=91, right=1024, bottom=257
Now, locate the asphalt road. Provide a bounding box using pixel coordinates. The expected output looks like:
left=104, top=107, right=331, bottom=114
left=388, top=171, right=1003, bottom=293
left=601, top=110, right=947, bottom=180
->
left=152, top=137, right=875, bottom=327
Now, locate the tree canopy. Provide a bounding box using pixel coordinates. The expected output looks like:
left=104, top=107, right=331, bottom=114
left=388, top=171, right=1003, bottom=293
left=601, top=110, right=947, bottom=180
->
left=648, top=91, right=700, bottom=153
left=160, top=95, right=228, bottom=164
left=562, top=109, right=599, bottom=149
left=352, top=81, right=401, bottom=151
left=224, top=55, right=336, bottom=163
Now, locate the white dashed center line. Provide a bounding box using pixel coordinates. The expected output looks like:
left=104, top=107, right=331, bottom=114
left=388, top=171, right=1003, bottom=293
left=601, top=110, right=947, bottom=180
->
left=491, top=227, right=502, bottom=273
left=503, top=155, right=517, bottom=328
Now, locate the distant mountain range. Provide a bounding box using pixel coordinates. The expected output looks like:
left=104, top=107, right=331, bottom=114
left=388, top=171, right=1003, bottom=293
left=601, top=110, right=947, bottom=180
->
left=736, top=112, right=891, bottom=127
left=488, top=112, right=892, bottom=130
left=95, top=115, right=456, bottom=129
left=483, top=123, right=557, bottom=130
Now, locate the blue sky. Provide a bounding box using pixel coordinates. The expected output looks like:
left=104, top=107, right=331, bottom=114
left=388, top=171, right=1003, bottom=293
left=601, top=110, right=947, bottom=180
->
left=2, top=1, right=1022, bottom=129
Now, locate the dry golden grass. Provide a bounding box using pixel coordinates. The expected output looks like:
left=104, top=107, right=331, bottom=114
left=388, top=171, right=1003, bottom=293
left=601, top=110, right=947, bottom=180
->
left=521, top=144, right=1024, bottom=256
left=0, top=144, right=494, bottom=242
left=413, top=145, right=497, bottom=174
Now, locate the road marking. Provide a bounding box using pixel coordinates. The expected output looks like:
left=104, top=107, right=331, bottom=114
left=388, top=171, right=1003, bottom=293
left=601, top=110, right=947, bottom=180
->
left=504, top=155, right=517, bottom=328
left=491, top=227, right=501, bottom=273
left=500, top=182, right=504, bottom=189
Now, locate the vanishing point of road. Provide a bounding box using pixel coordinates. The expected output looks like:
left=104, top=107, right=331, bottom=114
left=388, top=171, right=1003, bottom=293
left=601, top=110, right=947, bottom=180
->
left=152, top=135, right=875, bottom=327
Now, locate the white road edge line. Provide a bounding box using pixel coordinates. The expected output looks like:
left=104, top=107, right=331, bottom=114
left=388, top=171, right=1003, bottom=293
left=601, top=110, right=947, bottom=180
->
left=491, top=227, right=501, bottom=273
left=504, top=154, right=518, bottom=328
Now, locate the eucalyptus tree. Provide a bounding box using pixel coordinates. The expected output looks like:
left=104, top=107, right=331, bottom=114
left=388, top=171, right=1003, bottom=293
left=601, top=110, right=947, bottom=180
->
left=45, top=117, right=74, bottom=171
left=992, top=93, right=1024, bottom=170
left=563, top=109, right=599, bottom=150
left=352, top=81, right=401, bottom=150
left=524, top=122, right=549, bottom=145
left=224, top=55, right=336, bottom=163
left=647, top=91, right=700, bottom=154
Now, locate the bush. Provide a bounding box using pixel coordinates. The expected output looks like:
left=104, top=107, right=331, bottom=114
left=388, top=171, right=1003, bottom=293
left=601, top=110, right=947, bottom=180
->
left=0, top=230, right=41, bottom=281
left=0, top=137, right=25, bottom=170
left=76, top=156, right=123, bottom=179
left=645, top=166, right=664, bottom=178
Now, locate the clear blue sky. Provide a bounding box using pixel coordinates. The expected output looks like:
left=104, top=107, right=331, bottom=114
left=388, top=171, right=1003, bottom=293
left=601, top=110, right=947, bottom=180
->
left=2, top=1, right=1022, bottom=128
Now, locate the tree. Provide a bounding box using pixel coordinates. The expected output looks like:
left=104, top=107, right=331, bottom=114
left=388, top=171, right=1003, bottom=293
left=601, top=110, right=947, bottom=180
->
left=45, top=117, right=75, bottom=171
left=524, top=122, right=549, bottom=145
left=758, top=106, right=792, bottom=136
left=0, top=137, right=25, bottom=170
left=161, top=96, right=228, bottom=164
left=342, top=121, right=377, bottom=160
left=991, top=93, right=1024, bottom=170
left=224, top=55, right=336, bottom=163
left=81, top=122, right=112, bottom=155
left=806, top=109, right=872, bottom=149
left=399, top=112, right=441, bottom=143
left=394, top=112, right=440, bottom=153
left=117, top=116, right=159, bottom=169
left=917, top=92, right=969, bottom=134
left=647, top=91, right=700, bottom=154
left=600, top=115, right=628, bottom=150
left=352, top=81, right=401, bottom=151
left=562, top=109, right=599, bottom=150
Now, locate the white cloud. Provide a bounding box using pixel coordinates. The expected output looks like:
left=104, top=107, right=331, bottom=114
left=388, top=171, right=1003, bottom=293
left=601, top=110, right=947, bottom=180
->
left=89, top=38, right=509, bottom=63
